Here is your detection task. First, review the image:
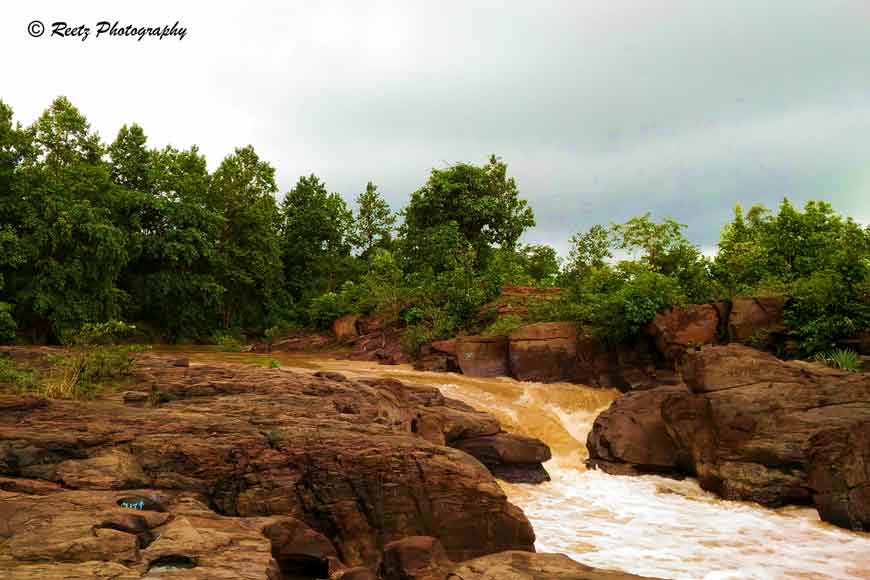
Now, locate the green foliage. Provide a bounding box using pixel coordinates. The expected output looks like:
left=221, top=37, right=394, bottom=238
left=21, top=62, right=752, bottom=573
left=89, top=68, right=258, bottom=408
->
left=281, top=175, right=355, bottom=301
left=0, top=302, right=15, bottom=343
left=353, top=182, right=396, bottom=255
left=1, top=97, right=867, bottom=360
left=583, top=267, right=684, bottom=342
left=715, top=200, right=870, bottom=354
left=268, top=358, right=281, bottom=369
left=483, top=314, right=524, bottom=337
left=212, top=331, right=244, bottom=352
left=0, top=356, right=39, bottom=394
left=307, top=292, right=352, bottom=330
left=209, top=146, right=284, bottom=330
left=812, top=348, right=860, bottom=373
left=401, top=156, right=535, bottom=272
left=43, top=320, right=145, bottom=399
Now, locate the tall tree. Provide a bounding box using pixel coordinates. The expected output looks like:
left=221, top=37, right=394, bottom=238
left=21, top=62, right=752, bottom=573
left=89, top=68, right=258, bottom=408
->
left=401, top=155, right=535, bottom=271
left=0, top=101, right=30, bottom=342
left=7, top=97, right=127, bottom=341
left=352, top=181, right=395, bottom=255
left=280, top=175, right=354, bottom=299
left=109, top=124, right=223, bottom=340
left=209, top=146, right=283, bottom=329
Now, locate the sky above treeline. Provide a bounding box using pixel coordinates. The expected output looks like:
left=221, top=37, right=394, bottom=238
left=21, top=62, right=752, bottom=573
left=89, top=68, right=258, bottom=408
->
left=4, top=1, right=869, bottom=256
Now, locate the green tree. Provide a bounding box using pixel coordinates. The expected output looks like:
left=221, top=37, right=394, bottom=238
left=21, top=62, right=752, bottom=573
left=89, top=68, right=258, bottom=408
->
left=280, top=175, right=355, bottom=300
left=566, top=224, right=613, bottom=276
left=353, top=181, right=395, bottom=255
left=109, top=125, right=224, bottom=340
left=611, top=213, right=716, bottom=303
left=401, top=155, right=535, bottom=271
left=5, top=98, right=127, bottom=340
left=209, top=146, right=283, bottom=329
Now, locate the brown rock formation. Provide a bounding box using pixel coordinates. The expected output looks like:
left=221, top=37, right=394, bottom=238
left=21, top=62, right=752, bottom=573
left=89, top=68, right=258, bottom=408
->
left=455, top=336, right=509, bottom=377
left=509, top=322, right=580, bottom=383
left=587, top=344, right=870, bottom=531
left=0, top=355, right=545, bottom=577
left=449, top=550, right=659, bottom=579
left=453, top=433, right=553, bottom=483
left=727, top=297, right=785, bottom=342
left=644, top=304, right=724, bottom=361
left=333, top=315, right=361, bottom=341
left=375, top=536, right=659, bottom=580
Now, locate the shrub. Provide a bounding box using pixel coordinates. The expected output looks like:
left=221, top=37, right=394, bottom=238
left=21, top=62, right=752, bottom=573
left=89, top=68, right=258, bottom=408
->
left=483, top=315, right=524, bottom=337
left=0, top=302, right=16, bottom=344
left=45, top=321, right=145, bottom=399
left=0, top=356, right=39, bottom=394
left=212, top=331, right=245, bottom=352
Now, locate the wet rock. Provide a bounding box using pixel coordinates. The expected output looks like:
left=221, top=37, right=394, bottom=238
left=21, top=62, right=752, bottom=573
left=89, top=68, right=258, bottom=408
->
left=454, top=433, right=552, bottom=483
left=0, top=354, right=537, bottom=576
left=413, top=353, right=459, bottom=373
left=508, top=322, right=579, bottom=383
left=456, top=336, right=509, bottom=377
left=448, top=550, right=660, bottom=579
left=587, top=344, right=870, bottom=531
left=171, top=358, right=189, bottom=368
left=349, top=327, right=409, bottom=365
left=586, top=386, right=687, bottom=476
left=381, top=536, right=452, bottom=580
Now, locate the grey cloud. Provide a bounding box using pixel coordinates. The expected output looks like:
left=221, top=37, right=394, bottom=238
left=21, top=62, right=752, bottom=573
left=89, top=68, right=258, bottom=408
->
left=3, top=0, right=868, bottom=257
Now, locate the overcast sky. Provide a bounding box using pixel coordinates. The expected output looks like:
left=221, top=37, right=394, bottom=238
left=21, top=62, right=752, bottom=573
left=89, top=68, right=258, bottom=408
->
left=4, top=1, right=869, bottom=256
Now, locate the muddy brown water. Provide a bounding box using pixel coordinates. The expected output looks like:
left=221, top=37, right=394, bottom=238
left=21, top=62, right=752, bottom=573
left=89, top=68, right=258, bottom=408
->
left=161, top=348, right=870, bottom=580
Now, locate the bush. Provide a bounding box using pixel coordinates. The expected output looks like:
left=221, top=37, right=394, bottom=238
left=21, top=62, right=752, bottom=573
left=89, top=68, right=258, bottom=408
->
left=483, top=315, right=524, bottom=337
left=0, top=356, right=39, bottom=394
left=212, top=331, right=245, bottom=352
left=0, top=302, right=16, bottom=344
left=43, top=320, right=146, bottom=399
left=584, top=268, right=683, bottom=342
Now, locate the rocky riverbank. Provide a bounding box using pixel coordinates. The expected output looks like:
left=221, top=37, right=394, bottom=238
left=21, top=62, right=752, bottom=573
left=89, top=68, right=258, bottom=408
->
left=0, top=351, right=661, bottom=579
left=587, top=344, right=870, bottom=531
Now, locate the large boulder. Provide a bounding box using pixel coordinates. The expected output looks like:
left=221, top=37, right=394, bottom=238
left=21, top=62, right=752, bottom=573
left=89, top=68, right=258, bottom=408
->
left=587, top=344, right=870, bottom=531
left=508, top=322, right=579, bottom=383
left=0, top=355, right=539, bottom=576
left=453, top=433, right=552, bottom=483
left=645, top=303, right=725, bottom=361
left=727, top=297, right=785, bottom=342
left=586, top=386, right=687, bottom=476
left=456, top=336, right=509, bottom=377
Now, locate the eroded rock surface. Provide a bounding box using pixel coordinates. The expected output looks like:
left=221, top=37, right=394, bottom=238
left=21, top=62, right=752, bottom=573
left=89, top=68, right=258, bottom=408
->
left=376, top=536, right=658, bottom=580
left=0, top=355, right=548, bottom=578
left=587, top=344, right=870, bottom=531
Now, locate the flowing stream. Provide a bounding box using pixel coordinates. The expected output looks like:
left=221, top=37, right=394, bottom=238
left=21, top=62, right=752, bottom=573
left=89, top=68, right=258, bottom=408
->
left=180, top=349, right=870, bottom=580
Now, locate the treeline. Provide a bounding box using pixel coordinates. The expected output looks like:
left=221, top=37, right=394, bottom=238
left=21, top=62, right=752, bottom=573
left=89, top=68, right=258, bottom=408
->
left=0, top=97, right=868, bottom=355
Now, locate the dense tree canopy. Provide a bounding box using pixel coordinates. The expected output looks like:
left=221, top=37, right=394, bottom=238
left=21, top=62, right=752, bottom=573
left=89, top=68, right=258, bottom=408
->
left=0, top=97, right=867, bottom=356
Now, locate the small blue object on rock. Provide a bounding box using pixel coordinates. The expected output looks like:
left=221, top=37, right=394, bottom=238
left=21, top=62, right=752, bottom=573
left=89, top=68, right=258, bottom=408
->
left=120, top=499, right=145, bottom=510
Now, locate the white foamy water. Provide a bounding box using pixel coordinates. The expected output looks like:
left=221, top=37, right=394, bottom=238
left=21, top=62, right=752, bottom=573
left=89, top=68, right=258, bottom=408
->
left=182, top=350, right=870, bottom=579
